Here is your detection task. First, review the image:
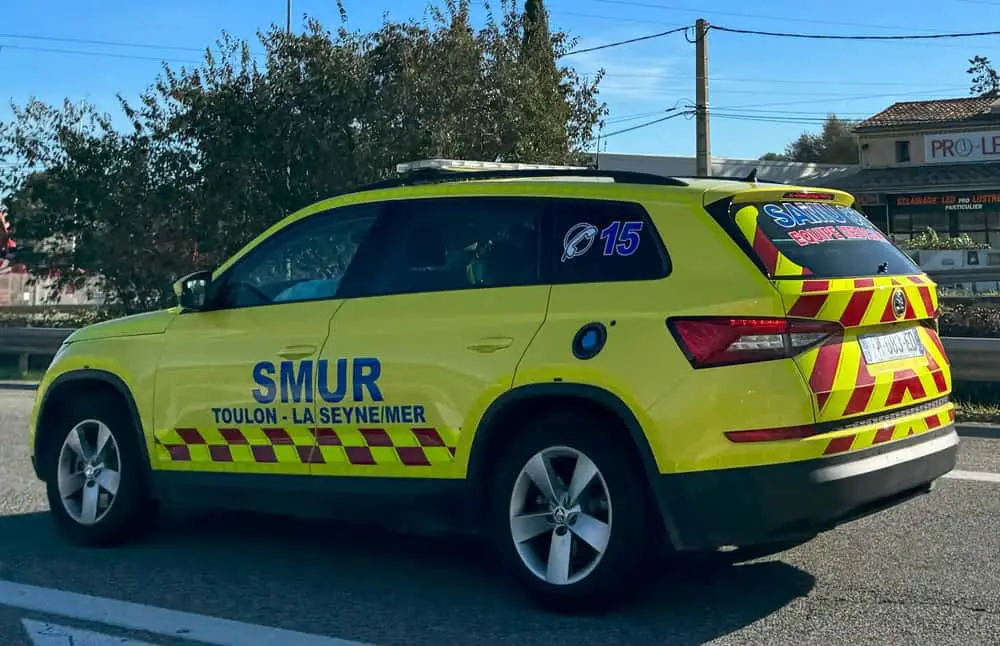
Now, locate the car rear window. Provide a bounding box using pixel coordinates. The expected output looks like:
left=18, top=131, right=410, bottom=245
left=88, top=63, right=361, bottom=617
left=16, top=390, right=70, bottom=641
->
left=735, top=200, right=920, bottom=279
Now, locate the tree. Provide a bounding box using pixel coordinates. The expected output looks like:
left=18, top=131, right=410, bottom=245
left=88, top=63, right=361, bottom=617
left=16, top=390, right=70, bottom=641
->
left=967, top=55, right=1000, bottom=98
left=758, top=114, right=859, bottom=164
left=0, top=0, right=607, bottom=315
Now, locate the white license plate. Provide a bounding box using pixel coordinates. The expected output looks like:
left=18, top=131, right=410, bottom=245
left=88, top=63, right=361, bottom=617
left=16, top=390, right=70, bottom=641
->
left=858, top=328, right=924, bottom=365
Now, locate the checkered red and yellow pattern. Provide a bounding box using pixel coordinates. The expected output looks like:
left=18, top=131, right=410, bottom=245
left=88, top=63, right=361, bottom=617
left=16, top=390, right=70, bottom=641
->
left=778, top=275, right=950, bottom=423
left=820, top=401, right=954, bottom=456
left=153, top=425, right=457, bottom=467
left=778, top=275, right=938, bottom=328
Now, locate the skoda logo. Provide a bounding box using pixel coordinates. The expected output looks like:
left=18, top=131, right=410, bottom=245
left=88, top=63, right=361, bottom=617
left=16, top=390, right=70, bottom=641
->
left=892, top=288, right=907, bottom=318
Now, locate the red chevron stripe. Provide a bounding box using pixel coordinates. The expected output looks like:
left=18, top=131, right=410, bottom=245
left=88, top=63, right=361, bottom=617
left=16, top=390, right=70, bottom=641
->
left=925, top=353, right=948, bottom=394
left=873, top=425, right=895, bottom=444
left=810, top=338, right=843, bottom=410
left=843, top=358, right=876, bottom=416
left=885, top=369, right=927, bottom=407
left=752, top=226, right=780, bottom=274
left=824, top=435, right=855, bottom=455
left=917, top=286, right=935, bottom=317
left=926, top=329, right=949, bottom=365
left=840, top=288, right=875, bottom=327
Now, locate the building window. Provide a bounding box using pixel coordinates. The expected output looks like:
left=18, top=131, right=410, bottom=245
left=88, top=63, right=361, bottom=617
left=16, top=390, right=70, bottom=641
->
left=895, top=140, right=911, bottom=163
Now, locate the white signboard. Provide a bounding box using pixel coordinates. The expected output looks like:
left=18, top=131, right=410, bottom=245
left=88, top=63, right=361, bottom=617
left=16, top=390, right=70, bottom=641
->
left=924, top=129, right=1000, bottom=163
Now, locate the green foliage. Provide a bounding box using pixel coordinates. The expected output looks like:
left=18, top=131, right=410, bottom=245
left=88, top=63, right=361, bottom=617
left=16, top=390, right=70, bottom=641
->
left=758, top=114, right=859, bottom=164
left=0, top=0, right=606, bottom=316
left=967, top=55, right=1000, bottom=98
left=898, top=226, right=987, bottom=250
left=939, top=302, right=1000, bottom=338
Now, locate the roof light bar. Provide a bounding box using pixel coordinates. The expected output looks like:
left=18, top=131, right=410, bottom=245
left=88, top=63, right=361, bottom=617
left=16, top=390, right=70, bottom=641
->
left=396, top=158, right=589, bottom=174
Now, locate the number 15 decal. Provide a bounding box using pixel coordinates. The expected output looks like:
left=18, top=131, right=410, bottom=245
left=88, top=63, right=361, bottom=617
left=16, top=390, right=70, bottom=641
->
left=599, top=220, right=643, bottom=257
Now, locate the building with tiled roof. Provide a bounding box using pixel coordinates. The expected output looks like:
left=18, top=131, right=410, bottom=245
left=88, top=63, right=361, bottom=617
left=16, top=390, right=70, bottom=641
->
left=831, top=96, right=1000, bottom=246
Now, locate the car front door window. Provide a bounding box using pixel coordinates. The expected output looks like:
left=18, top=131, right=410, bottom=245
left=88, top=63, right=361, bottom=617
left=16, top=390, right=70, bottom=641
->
left=213, top=209, right=378, bottom=310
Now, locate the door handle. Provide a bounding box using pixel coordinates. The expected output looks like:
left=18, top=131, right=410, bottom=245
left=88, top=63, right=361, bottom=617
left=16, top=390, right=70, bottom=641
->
left=277, top=345, right=316, bottom=360
left=467, top=337, right=514, bottom=353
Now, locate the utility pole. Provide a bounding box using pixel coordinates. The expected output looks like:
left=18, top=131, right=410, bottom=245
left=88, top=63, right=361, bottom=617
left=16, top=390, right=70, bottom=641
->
left=286, top=0, right=292, bottom=33
left=695, top=18, right=711, bottom=177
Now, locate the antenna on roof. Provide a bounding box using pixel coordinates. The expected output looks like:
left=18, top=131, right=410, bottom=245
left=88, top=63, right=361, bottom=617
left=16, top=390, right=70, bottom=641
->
left=742, top=168, right=759, bottom=185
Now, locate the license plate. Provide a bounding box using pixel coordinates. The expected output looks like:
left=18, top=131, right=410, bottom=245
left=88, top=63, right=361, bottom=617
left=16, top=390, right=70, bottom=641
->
left=858, top=328, right=923, bottom=365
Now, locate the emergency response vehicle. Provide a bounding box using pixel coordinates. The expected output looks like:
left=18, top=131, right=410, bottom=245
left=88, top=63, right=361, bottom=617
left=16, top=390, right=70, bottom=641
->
left=28, top=159, right=959, bottom=608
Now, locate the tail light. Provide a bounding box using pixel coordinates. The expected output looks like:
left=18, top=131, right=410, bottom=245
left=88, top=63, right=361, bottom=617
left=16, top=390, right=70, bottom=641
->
left=781, top=191, right=836, bottom=200
left=667, top=317, right=842, bottom=368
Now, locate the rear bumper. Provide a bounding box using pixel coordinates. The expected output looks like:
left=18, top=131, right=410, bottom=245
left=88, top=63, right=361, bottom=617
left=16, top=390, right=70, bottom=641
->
left=657, top=425, right=959, bottom=551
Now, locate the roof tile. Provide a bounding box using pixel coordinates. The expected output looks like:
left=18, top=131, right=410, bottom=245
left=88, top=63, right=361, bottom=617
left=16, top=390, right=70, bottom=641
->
left=856, top=97, right=999, bottom=130
left=826, top=164, right=1000, bottom=192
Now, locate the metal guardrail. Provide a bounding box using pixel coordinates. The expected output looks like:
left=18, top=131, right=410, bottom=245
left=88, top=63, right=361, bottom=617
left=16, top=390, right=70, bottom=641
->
left=0, top=304, right=98, bottom=315
left=927, top=268, right=1000, bottom=284
left=940, top=337, right=1000, bottom=382
left=938, top=295, right=1000, bottom=305
left=0, top=327, right=999, bottom=383
left=0, top=327, right=74, bottom=372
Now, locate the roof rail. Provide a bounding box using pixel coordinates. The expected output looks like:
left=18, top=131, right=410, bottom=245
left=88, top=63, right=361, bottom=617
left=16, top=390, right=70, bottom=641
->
left=671, top=173, right=790, bottom=185
left=350, top=167, right=690, bottom=194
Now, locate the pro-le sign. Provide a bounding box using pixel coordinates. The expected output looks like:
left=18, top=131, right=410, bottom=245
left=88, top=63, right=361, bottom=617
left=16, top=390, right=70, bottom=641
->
left=924, top=129, right=1000, bottom=164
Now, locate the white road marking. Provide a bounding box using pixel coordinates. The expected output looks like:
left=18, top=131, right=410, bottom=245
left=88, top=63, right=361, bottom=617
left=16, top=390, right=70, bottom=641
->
left=23, top=619, right=157, bottom=645
left=1, top=580, right=372, bottom=646
left=943, top=469, right=1000, bottom=484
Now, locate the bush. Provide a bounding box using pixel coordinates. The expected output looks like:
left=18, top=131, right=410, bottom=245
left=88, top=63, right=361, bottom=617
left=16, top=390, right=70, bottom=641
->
left=938, top=302, right=1000, bottom=338
left=899, top=226, right=987, bottom=250
left=0, top=308, right=106, bottom=329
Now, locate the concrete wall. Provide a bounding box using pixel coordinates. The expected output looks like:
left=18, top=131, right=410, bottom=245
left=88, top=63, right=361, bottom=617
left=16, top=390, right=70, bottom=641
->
left=588, top=152, right=859, bottom=186
left=860, top=133, right=926, bottom=169
left=860, top=124, right=1000, bottom=169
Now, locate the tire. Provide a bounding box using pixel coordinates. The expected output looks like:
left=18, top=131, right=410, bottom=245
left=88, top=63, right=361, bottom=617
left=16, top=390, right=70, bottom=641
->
left=487, top=409, right=653, bottom=612
left=42, top=393, right=155, bottom=546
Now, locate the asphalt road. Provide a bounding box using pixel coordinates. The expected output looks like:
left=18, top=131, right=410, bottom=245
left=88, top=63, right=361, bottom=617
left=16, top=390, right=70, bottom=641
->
left=0, top=388, right=997, bottom=645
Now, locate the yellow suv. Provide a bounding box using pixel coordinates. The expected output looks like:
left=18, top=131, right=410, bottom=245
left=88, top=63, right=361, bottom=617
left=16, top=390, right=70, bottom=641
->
left=28, top=162, right=958, bottom=608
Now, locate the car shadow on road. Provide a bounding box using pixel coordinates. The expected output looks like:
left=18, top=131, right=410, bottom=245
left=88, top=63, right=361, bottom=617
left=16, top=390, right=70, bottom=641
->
left=0, top=508, right=815, bottom=646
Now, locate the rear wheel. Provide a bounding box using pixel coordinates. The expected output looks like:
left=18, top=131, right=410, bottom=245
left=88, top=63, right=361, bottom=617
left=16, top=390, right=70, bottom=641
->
left=43, top=394, right=155, bottom=546
left=488, top=410, right=653, bottom=611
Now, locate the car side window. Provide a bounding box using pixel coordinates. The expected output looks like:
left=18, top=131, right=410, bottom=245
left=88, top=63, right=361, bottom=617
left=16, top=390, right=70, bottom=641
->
left=548, top=199, right=670, bottom=284
left=210, top=205, right=380, bottom=309
left=360, top=197, right=543, bottom=297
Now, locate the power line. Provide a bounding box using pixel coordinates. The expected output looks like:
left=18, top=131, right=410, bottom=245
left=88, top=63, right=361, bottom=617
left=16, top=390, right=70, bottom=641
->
left=710, top=24, right=1000, bottom=40
left=601, top=110, right=690, bottom=138
left=0, top=43, right=204, bottom=65
left=563, top=26, right=688, bottom=56
left=0, top=31, right=210, bottom=53
left=580, top=70, right=968, bottom=89
left=552, top=10, right=679, bottom=28
left=579, top=0, right=979, bottom=33
left=601, top=82, right=970, bottom=97
left=710, top=86, right=978, bottom=111
left=711, top=112, right=842, bottom=125
left=604, top=109, right=674, bottom=124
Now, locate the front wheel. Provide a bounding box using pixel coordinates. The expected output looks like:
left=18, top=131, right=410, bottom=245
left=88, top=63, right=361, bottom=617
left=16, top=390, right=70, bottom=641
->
left=43, top=396, right=154, bottom=546
left=488, top=411, right=654, bottom=611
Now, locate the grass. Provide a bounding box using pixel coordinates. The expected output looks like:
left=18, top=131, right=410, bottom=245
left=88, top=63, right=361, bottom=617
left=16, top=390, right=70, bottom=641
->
left=953, top=399, right=1000, bottom=424
left=0, top=365, right=45, bottom=381
left=0, top=354, right=46, bottom=382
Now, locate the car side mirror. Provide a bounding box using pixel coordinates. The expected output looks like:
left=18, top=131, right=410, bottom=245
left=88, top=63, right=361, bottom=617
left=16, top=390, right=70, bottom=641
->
left=173, top=270, right=212, bottom=311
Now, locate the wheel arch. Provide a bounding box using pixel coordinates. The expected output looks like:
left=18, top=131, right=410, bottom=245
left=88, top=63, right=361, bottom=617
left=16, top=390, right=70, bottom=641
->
left=467, top=382, right=683, bottom=544
left=34, top=369, right=152, bottom=485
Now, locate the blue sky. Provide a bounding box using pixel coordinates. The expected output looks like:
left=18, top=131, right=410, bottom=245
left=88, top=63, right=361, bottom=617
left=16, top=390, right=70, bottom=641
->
left=1, top=0, right=999, bottom=160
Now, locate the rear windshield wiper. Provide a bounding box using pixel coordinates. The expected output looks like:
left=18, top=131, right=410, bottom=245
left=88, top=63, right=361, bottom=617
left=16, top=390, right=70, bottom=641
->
left=876, top=261, right=889, bottom=274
